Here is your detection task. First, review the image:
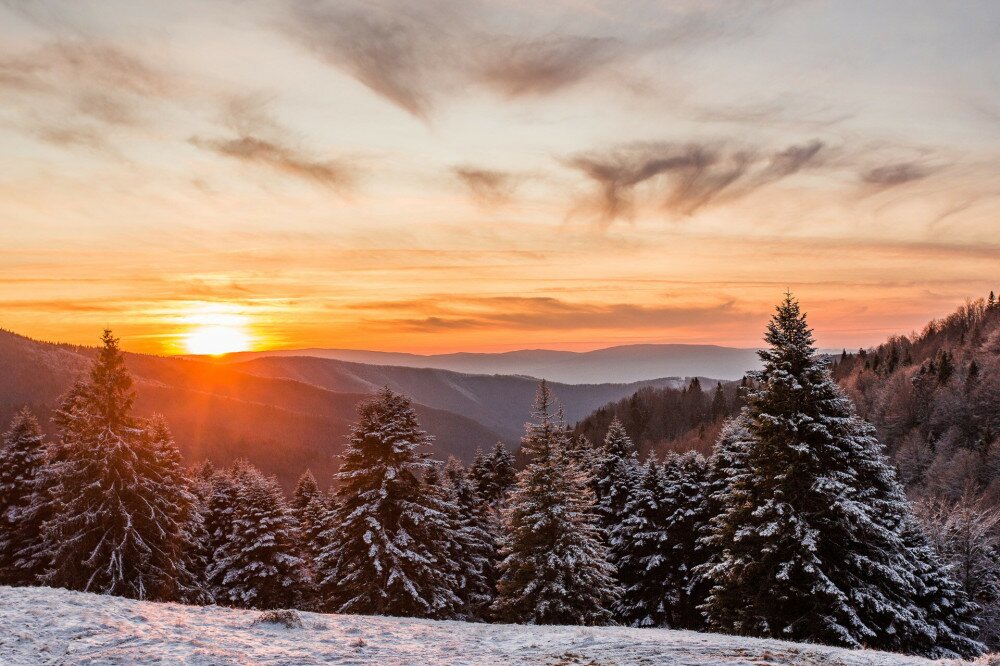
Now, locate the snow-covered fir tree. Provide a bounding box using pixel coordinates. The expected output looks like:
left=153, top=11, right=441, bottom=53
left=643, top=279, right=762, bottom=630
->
left=492, top=380, right=620, bottom=625
left=470, top=441, right=517, bottom=506
left=209, top=465, right=308, bottom=609
left=0, top=408, right=47, bottom=585
left=203, top=465, right=242, bottom=599
left=142, top=416, right=209, bottom=604
left=291, top=469, right=321, bottom=520
left=315, top=387, right=461, bottom=618
left=699, top=295, right=984, bottom=658
left=443, top=456, right=496, bottom=620
left=35, top=330, right=199, bottom=601
left=611, top=458, right=671, bottom=627
left=594, top=418, right=638, bottom=535
left=658, top=450, right=711, bottom=629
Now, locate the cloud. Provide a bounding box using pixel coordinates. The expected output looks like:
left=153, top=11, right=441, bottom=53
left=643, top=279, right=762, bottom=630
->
left=281, top=1, right=457, bottom=119
left=353, top=295, right=758, bottom=332
left=191, top=135, right=356, bottom=191
left=860, top=162, right=933, bottom=189
left=452, top=167, right=519, bottom=206
left=566, top=139, right=827, bottom=223
left=475, top=34, right=622, bottom=97
left=190, top=95, right=359, bottom=191
left=278, top=1, right=779, bottom=119
left=0, top=40, right=176, bottom=150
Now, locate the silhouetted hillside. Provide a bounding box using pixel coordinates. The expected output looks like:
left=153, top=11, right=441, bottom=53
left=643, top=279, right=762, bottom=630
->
left=211, top=343, right=766, bottom=383
left=229, top=355, right=704, bottom=441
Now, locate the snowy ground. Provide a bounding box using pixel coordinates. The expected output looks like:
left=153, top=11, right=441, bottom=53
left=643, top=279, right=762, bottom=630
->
left=0, top=586, right=994, bottom=665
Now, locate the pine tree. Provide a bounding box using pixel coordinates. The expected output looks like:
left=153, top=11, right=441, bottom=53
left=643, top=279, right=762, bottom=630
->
left=658, top=450, right=711, bottom=629
left=442, top=457, right=496, bottom=620
left=612, top=458, right=671, bottom=627
left=315, top=387, right=461, bottom=618
left=292, top=469, right=321, bottom=519
left=492, top=381, right=620, bottom=625
left=594, top=418, right=638, bottom=536
left=209, top=465, right=308, bottom=609
left=142, top=416, right=209, bottom=604
left=699, top=295, right=984, bottom=657
left=0, top=408, right=47, bottom=585
left=36, top=330, right=198, bottom=601
left=471, top=442, right=518, bottom=505
left=204, top=465, right=242, bottom=600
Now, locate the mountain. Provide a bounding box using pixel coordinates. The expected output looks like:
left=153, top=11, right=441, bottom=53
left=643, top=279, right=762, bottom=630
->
left=0, top=329, right=711, bottom=489
left=210, top=343, right=767, bottom=383
left=224, top=355, right=703, bottom=441
left=0, top=586, right=952, bottom=666
left=0, top=329, right=499, bottom=489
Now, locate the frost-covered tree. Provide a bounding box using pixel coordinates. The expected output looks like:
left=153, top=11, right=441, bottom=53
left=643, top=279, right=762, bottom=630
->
left=204, top=465, right=241, bottom=599
left=142, top=416, right=209, bottom=604
left=612, top=458, right=670, bottom=627
left=0, top=408, right=47, bottom=585
left=292, top=469, right=321, bottom=519
left=594, top=418, right=638, bottom=535
left=443, top=457, right=496, bottom=620
left=492, top=381, right=620, bottom=625
left=36, top=330, right=198, bottom=601
left=209, top=465, right=308, bottom=609
left=914, top=496, right=1000, bottom=649
left=658, top=450, right=711, bottom=629
left=699, top=295, right=984, bottom=658
left=470, top=441, right=517, bottom=506
left=315, top=387, right=461, bottom=618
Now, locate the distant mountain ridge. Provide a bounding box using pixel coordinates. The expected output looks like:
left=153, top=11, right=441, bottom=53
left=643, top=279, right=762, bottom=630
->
left=208, top=343, right=773, bottom=383
left=0, top=329, right=720, bottom=489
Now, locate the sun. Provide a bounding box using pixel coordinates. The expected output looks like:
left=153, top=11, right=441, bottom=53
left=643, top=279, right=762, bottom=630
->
left=184, top=324, right=252, bottom=356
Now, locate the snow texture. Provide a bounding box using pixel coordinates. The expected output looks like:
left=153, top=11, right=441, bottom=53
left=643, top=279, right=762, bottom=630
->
left=1, top=585, right=992, bottom=665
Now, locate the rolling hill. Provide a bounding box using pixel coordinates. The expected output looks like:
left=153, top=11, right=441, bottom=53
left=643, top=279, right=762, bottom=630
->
left=0, top=329, right=714, bottom=489
left=211, top=343, right=766, bottom=383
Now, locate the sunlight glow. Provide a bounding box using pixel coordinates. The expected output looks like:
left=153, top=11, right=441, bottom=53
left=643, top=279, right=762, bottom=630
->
left=180, top=306, right=255, bottom=355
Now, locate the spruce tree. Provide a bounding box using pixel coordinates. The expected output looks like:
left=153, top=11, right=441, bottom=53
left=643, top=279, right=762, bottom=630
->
left=0, top=408, right=47, bottom=585
left=209, top=466, right=308, bottom=609
left=594, top=418, right=638, bottom=535
left=699, top=295, right=984, bottom=657
left=612, top=458, right=671, bottom=627
left=471, top=441, right=518, bottom=506
left=492, top=381, right=620, bottom=625
left=142, top=416, right=209, bottom=604
left=292, top=469, right=321, bottom=519
left=36, top=330, right=197, bottom=601
left=315, top=387, right=461, bottom=618
left=443, top=457, right=496, bottom=620
left=658, top=450, right=711, bottom=629
left=204, top=465, right=242, bottom=600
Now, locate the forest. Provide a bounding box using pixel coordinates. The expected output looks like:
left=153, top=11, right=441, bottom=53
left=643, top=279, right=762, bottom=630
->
left=1, top=295, right=998, bottom=658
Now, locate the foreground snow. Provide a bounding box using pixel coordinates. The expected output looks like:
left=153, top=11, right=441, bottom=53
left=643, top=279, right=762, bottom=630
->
left=0, top=586, right=993, bottom=665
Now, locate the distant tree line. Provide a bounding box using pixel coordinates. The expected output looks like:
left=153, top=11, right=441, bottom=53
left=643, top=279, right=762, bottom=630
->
left=0, top=297, right=995, bottom=658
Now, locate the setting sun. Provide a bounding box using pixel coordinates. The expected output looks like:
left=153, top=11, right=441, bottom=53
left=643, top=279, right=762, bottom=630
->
left=183, top=324, right=251, bottom=356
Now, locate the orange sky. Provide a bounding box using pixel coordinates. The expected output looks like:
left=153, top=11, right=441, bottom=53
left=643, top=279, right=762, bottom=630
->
left=2, top=1, right=999, bottom=355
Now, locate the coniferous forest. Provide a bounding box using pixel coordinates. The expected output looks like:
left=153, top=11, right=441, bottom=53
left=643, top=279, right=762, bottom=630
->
left=1, top=296, right=998, bottom=659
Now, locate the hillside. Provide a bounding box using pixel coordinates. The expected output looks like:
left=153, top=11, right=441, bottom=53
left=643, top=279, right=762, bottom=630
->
left=0, top=329, right=502, bottom=489
left=0, top=329, right=712, bottom=488
left=212, top=343, right=766, bottom=383
left=0, top=586, right=978, bottom=666
left=229, top=355, right=701, bottom=441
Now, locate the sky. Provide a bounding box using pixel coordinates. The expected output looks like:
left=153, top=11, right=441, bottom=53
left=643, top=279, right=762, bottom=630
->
left=2, top=0, right=999, bottom=355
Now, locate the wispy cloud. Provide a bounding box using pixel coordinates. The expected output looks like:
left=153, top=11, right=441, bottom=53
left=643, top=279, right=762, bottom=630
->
left=190, top=96, right=359, bottom=192
left=192, top=135, right=356, bottom=191
left=566, top=139, right=827, bottom=224
left=352, top=295, right=759, bottom=332
left=452, top=167, right=519, bottom=206
left=860, top=161, right=933, bottom=189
